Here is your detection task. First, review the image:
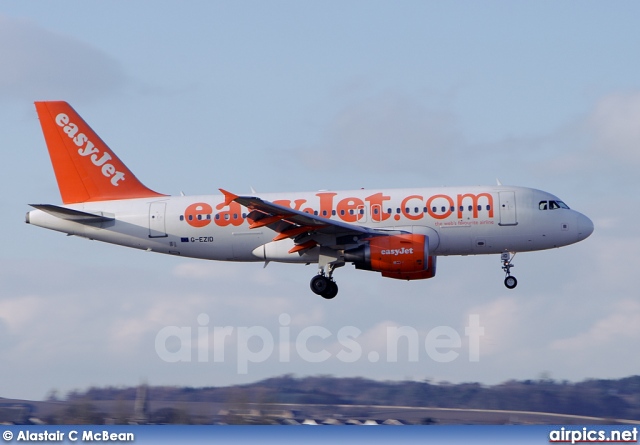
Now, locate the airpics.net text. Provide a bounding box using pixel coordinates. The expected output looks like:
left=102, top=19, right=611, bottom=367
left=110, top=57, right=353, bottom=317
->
left=155, top=314, right=485, bottom=373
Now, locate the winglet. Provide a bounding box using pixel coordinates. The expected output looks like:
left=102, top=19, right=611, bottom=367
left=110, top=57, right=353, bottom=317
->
left=219, top=188, right=239, bottom=206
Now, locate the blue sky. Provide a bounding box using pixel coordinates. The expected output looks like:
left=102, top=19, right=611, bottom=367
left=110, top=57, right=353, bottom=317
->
left=1, top=1, right=640, bottom=401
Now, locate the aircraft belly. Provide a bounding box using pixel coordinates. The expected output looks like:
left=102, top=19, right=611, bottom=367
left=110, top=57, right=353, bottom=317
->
left=435, top=226, right=474, bottom=255
left=435, top=222, right=537, bottom=255
left=231, top=230, right=266, bottom=261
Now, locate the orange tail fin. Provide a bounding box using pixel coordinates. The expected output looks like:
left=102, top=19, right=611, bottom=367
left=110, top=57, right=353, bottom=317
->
left=34, top=101, right=165, bottom=204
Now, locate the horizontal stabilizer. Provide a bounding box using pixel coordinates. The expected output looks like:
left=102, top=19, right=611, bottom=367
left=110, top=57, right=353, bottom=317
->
left=29, top=204, right=114, bottom=223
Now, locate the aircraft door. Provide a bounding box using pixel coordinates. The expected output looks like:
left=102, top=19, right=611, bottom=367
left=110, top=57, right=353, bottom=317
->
left=498, top=191, right=517, bottom=226
left=149, top=202, right=168, bottom=238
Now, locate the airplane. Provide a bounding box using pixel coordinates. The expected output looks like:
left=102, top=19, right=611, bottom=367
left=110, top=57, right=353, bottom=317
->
left=26, top=101, right=594, bottom=299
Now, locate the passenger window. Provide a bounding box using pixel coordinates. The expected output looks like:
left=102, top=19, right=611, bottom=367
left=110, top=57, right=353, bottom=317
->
left=207, top=214, right=211, bottom=220
left=341, top=209, right=345, bottom=216
left=539, top=201, right=548, bottom=210
left=233, top=213, right=238, bottom=219
left=450, top=206, right=455, bottom=212
left=432, top=206, right=437, bottom=213
left=373, top=208, right=379, bottom=215
left=441, top=206, right=446, bottom=212
left=477, top=205, right=482, bottom=211
left=387, top=208, right=392, bottom=214
left=396, top=208, right=401, bottom=214
left=188, top=215, right=193, bottom=221
left=179, top=215, right=184, bottom=221
left=414, top=207, right=419, bottom=213
left=215, top=214, right=220, bottom=220
left=332, top=210, right=336, bottom=216
left=468, top=205, right=472, bottom=211
left=486, top=205, right=491, bottom=211
left=405, top=207, right=410, bottom=213
left=322, top=210, right=327, bottom=216
left=423, top=207, right=428, bottom=213
left=349, top=209, right=354, bottom=215
left=459, top=206, right=464, bottom=212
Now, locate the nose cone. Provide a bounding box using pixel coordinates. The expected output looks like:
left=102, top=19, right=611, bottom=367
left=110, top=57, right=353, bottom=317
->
left=576, top=213, right=594, bottom=241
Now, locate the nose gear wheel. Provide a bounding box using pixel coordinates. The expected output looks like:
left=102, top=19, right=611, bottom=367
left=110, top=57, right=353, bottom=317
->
left=501, top=252, right=517, bottom=289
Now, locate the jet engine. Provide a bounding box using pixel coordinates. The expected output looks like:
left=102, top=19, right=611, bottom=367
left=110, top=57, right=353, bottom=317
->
left=344, top=234, right=437, bottom=280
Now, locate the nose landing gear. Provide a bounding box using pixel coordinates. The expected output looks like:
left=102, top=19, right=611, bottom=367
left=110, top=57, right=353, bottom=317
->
left=501, top=252, right=518, bottom=289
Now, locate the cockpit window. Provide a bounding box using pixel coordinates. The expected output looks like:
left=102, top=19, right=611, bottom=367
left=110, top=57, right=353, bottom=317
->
left=540, top=200, right=570, bottom=210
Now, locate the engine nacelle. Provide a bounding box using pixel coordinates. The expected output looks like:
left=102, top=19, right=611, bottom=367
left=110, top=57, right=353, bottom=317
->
left=344, top=234, right=437, bottom=280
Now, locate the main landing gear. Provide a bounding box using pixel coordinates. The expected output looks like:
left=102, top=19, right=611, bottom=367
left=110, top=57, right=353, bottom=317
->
left=310, top=255, right=341, bottom=299
left=310, top=274, right=338, bottom=299
left=501, top=252, right=517, bottom=289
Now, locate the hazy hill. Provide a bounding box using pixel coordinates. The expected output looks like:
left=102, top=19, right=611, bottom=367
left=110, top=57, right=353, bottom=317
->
left=62, top=374, right=640, bottom=421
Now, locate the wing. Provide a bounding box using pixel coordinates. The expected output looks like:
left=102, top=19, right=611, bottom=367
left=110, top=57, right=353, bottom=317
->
left=220, top=189, right=389, bottom=254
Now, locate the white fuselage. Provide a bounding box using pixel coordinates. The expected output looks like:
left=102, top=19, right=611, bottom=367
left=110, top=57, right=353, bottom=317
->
left=26, top=185, right=594, bottom=263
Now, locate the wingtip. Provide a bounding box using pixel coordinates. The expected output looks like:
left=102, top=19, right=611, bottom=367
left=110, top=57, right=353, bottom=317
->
left=219, top=188, right=239, bottom=206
